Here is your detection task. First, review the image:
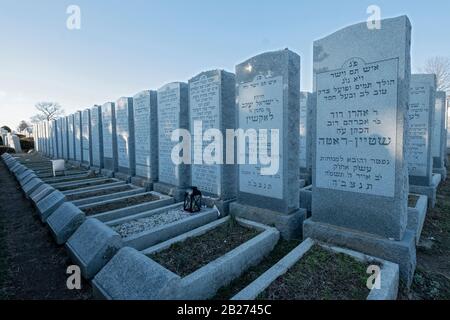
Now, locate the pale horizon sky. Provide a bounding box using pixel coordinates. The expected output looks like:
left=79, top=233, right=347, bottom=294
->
left=1, top=0, right=449, bottom=130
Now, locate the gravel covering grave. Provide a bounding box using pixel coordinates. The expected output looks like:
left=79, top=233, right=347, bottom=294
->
left=112, top=207, right=198, bottom=238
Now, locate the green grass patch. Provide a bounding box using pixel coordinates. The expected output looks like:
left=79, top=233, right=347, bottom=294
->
left=257, top=245, right=372, bottom=300
left=150, top=219, right=260, bottom=277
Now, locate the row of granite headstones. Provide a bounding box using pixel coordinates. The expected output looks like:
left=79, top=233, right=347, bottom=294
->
left=1, top=152, right=397, bottom=300
left=22, top=15, right=449, bottom=298
left=0, top=130, right=23, bottom=152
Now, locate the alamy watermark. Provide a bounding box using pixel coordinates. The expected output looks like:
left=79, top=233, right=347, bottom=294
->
left=171, top=120, right=280, bottom=176
left=66, top=265, right=81, bottom=290
left=366, top=265, right=381, bottom=290
left=367, top=5, right=381, bottom=30
left=66, top=5, right=81, bottom=30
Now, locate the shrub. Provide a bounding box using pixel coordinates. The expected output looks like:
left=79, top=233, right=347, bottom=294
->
left=0, top=146, right=15, bottom=155
left=19, top=137, right=34, bottom=152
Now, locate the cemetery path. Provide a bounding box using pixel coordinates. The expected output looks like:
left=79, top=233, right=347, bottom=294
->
left=0, top=161, right=92, bottom=300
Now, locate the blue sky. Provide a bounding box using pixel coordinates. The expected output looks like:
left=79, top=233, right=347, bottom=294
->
left=1, top=0, right=449, bottom=130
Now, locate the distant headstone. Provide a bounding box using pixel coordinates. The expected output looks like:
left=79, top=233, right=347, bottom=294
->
left=132, top=90, right=158, bottom=184
left=61, top=117, right=69, bottom=159
left=74, top=111, right=83, bottom=162
left=154, top=82, right=190, bottom=200
left=57, top=118, right=64, bottom=158
left=68, top=114, right=76, bottom=160
left=304, top=16, right=416, bottom=286
left=230, top=49, right=304, bottom=239
left=300, top=91, right=313, bottom=183
left=189, top=70, right=236, bottom=209
left=91, top=105, right=103, bottom=169
left=10, top=134, right=22, bottom=153
left=102, top=102, right=118, bottom=174
left=82, top=109, right=92, bottom=166
left=41, top=121, right=48, bottom=155
left=407, top=74, right=435, bottom=186
left=432, top=91, right=448, bottom=178
left=115, top=97, right=135, bottom=177
left=49, top=120, right=57, bottom=158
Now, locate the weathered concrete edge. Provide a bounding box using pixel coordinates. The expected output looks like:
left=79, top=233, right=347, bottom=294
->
left=231, top=238, right=399, bottom=300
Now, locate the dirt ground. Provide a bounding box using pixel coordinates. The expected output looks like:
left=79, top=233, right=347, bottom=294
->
left=0, top=161, right=92, bottom=300
left=400, top=167, right=450, bottom=300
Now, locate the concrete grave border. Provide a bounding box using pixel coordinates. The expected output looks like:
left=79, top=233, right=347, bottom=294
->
left=50, top=176, right=112, bottom=189
left=66, top=218, right=123, bottom=279
left=36, top=190, right=66, bottom=222
left=71, top=185, right=145, bottom=207
left=30, top=184, right=56, bottom=207
left=47, top=202, right=86, bottom=245
left=407, top=194, right=428, bottom=245
left=106, top=203, right=220, bottom=251
left=22, top=177, right=45, bottom=198
left=63, top=204, right=219, bottom=280
left=93, top=217, right=279, bottom=300
left=62, top=179, right=124, bottom=196
left=141, top=217, right=280, bottom=300
left=231, top=238, right=399, bottom=300
left=80, top=191, right=174, bottom=222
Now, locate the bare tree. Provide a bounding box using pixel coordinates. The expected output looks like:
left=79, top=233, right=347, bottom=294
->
left=30, top=102, right=64, bottom=123
left=17, top=120, right=31, bottom=132
left=422, top=56, right=450, bottom=94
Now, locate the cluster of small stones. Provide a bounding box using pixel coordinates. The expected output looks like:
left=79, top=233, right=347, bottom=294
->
left=112, top=207, right=201, bottom=238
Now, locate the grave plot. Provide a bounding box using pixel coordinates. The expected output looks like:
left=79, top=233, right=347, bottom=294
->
left=112, top=206, right=199, bottom=239
left=106, top=203, right=221, bottom=250
left=43, top=173, right=96, bottom=184
left=55, top=177, right=117, bottom=192
left=232, top=239, right=399, bottom=300
left=64, top=203, right=218, bottom=279
left=66, top=184, right=135, bottom=202
left=92, top=217, right=279, bottom=299
left=70, top=184, right=145, bottom=207
left=61, top=179, right=125, bottom=196
left=149, top=218, right=261, bottom=277
left=407, top=194, right=428, bottom=245
left=77, top=191, right=174, bottom=222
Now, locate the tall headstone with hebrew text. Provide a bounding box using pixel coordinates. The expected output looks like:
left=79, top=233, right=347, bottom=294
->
left=154, top=82, right=190, bottom=201
left=230, top=49, right=304, bottom=239
left=82, top=109, right=92, bottom=166
left=303, top=16, right=416, bottom=286
left=408, top=74, right=439, bottom=208
left=188, top=70, right=236, bottom=213
left=91, top=105, right=103, bottom=169
left=101, top=102, right=118, bottom=175
left=131, top=90, right=158, bottom=186
left=74, top=111, right=83, bottom=163
left=433, top=91, right=448, bottom=179
left=115, top=97, right=135, bottom=179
